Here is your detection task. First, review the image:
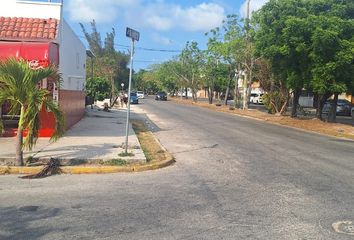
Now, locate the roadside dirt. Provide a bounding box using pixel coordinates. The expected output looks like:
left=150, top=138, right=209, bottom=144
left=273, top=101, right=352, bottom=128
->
left=131, top=120, right=173, bottom=163
left=170, top=97, right=354, bottom=140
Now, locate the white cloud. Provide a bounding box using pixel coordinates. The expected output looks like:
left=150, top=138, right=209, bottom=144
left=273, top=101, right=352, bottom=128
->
left=151, top=33, right=173, bottom=45
left=240, top=0, right=269, bottom=18
left=138, top=2, right=225, bottom=32
left=175, top=3, right=225, bottom=31
left=66, top=0, right=140, bottom=23
left=66, top=0, right=225, bottom=32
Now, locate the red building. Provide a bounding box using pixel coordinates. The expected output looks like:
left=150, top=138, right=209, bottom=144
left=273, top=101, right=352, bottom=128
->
left=0, top=1, right=86, bottom=137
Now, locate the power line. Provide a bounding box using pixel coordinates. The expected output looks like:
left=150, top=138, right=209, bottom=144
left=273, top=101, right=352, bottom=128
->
left=134, top=60, right=162, bottom=63
left=78, top=35, right=182, bottom=53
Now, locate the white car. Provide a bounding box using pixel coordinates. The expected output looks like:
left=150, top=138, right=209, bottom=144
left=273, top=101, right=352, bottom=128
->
left=250, top=93, right=264, bottom=104
left=137, top=91, right=145, bottom=99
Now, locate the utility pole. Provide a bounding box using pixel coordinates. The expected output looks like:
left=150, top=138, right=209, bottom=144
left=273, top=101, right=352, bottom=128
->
left=124, top=27, right=140, bottom=154
left=243, top=0, right=251, bottom=109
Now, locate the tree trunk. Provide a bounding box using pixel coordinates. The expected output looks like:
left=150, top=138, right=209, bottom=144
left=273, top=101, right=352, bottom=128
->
left=313, top=92, right=318, bottom=108
left=327, top=93, right=338, bottom=123
left=192, top=91, right=197, bottom=102
left=316, top=92, right=331, bottom=120
left=224, top=87, right=230, bottom=105
left=246, top=58, right=254, bottom=109
left=279, top=96, right=289, bottom=115
left=242, top=72, right=248, bottom=109
left=15, top=106, right=25, bottom=166
left=208, top=86, right=213, bottom=104
left=291, top=89, right=301, bottom=118
left=224, top=74, right=232, bottom=106
left=233, top=75, right=239, bottom=108
left=110, top=74, right=114, bottom=106
left=185, top=87, right=188, bottom=99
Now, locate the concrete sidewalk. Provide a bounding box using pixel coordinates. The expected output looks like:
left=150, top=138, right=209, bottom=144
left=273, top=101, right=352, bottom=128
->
left=0, top=107, right=146, bottom=165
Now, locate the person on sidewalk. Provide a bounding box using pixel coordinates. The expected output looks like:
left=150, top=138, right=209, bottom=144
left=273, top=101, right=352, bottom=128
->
left=123, top=92, right=128, bottom=107
left=119, top=92, right=125, bottom=108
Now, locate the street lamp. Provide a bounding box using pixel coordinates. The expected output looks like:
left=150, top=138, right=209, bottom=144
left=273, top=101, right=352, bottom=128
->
left=121, top=83, right=124, bottom=91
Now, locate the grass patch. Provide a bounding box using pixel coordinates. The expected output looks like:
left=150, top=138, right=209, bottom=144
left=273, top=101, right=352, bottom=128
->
left=118, top=152, right=135, bottom=157
left=132, top=120, right=171, bottom=163
left=100, top=159, right=127, bottom=166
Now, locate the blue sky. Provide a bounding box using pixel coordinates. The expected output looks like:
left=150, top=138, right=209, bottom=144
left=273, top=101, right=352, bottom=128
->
left=62, top=0, right=268, bottom=70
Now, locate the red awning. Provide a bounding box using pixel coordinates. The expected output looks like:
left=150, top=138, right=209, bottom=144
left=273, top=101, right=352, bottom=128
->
left=0, top=41, right=59, bottom=67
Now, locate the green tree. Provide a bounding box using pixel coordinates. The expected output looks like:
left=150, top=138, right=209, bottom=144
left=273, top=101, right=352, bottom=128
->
left=206, top=14, right=245, bottom=106
left=85, top=76, right=111, bottom=101
left=0, top=58, right=64, bottom=166
left=140, top=67, right=161, bottom=94
left=178, top=41, right=204, bottom=102
left=133, top=69, right=147, bottom=91
left=80, top=20, right=129, bottom=106
left=307, top=0, right=354, bottom=121
left=254, top=0, right=354, bottom=120
left=253, top=0, right=311, bottom=116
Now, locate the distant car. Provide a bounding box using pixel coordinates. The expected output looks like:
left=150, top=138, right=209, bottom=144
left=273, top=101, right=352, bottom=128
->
left=155, top=91, right=167, bottom=101
left=137, top=91, right=145, bottom=99
left=220, top=92, right=233, bottom=101
left=322, top=99, right=352, bottom=116
left=130, top=92, right=139, bottom=104
left=250, top=93, right=264, bottom=104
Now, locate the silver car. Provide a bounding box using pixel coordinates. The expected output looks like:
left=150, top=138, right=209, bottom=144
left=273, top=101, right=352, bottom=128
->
left=137, top=91, right=145, bottom=99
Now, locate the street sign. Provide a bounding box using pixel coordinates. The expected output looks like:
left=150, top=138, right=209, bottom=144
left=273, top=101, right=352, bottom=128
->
left=124, top=27, right=139, bottom=153
left=126, top=27, right=140, bottom=41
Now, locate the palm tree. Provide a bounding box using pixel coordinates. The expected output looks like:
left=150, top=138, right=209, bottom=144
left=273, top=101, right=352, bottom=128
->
left=0, top=58, right=64, bottom=166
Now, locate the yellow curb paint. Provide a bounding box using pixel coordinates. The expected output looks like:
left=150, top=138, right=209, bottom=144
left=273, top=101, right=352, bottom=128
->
left=0, top=166, right=44, bottom=175
left=0, top=158, right=175, bottom=175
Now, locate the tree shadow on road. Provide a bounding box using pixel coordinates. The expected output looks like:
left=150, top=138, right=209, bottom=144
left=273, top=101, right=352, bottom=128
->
left=0, top=206, right=66, bottom=240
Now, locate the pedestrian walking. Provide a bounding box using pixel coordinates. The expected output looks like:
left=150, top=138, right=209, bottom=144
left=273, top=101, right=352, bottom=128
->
left=123, top=92, right=128, bottom=107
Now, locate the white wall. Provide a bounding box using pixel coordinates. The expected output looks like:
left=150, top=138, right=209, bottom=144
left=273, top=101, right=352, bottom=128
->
left=299, top=96, right=314, bottom=107
left=58, top=20, right=86, bottom=91
left=0, top=0, right=61, bottom=19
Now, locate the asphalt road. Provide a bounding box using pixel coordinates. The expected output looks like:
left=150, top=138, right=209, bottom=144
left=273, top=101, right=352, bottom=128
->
left=0, top=98, right=353, bottom=239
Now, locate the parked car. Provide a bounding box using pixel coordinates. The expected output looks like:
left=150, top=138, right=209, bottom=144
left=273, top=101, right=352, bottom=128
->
left=322, top=99, right=352, bottom=116
left=351, top=107, right=354, bottom=119
left=220, top=92, right=233, bottom=100
left=250, top=93, right=264, bottom=104
left=155, top=91, right=167, bottom=101
left=130, top=92, right=139, bottom=104
left=137, top=91, right=145, bottom=99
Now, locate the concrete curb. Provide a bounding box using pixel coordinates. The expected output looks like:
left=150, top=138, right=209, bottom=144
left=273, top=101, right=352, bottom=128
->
left=0, top=157, right=175, bottom=175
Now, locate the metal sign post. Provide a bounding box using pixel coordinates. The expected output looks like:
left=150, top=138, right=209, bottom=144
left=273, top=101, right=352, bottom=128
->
left=124, top=27, right=140, bottom=154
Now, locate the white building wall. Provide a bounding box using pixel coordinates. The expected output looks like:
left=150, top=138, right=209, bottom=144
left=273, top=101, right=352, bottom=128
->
left=0, top=0, right=61, bottom=19
left=58, top=20, right=86, bottom=91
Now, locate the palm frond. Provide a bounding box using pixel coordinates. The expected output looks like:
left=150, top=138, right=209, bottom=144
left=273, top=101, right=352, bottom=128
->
left=45, top=100, right=65, bottom=142
left=0, top=58, right=64, bottom=152
left=22, top=89, right=47, bottom=150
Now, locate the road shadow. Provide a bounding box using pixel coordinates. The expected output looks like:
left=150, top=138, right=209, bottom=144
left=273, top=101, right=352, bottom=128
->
left=0, top=206, right=65, bottom=240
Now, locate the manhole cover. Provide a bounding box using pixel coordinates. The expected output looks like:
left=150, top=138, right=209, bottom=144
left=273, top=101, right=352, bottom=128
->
left=332, top=221, right=354, bottom=235
left=19, top=206, right=39, bottom=212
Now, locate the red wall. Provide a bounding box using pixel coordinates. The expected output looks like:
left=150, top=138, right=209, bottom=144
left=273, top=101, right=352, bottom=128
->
left=0, top=41, right=85, bottom=137
left=0, top=41, right=59, bottom=66
left=59, top=90, right=85, bottom=130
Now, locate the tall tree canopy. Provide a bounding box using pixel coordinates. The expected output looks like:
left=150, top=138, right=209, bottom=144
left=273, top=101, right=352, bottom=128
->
left=254, top=0, right=354, bottom=120
left=80, top=20, right=130, bottom=105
